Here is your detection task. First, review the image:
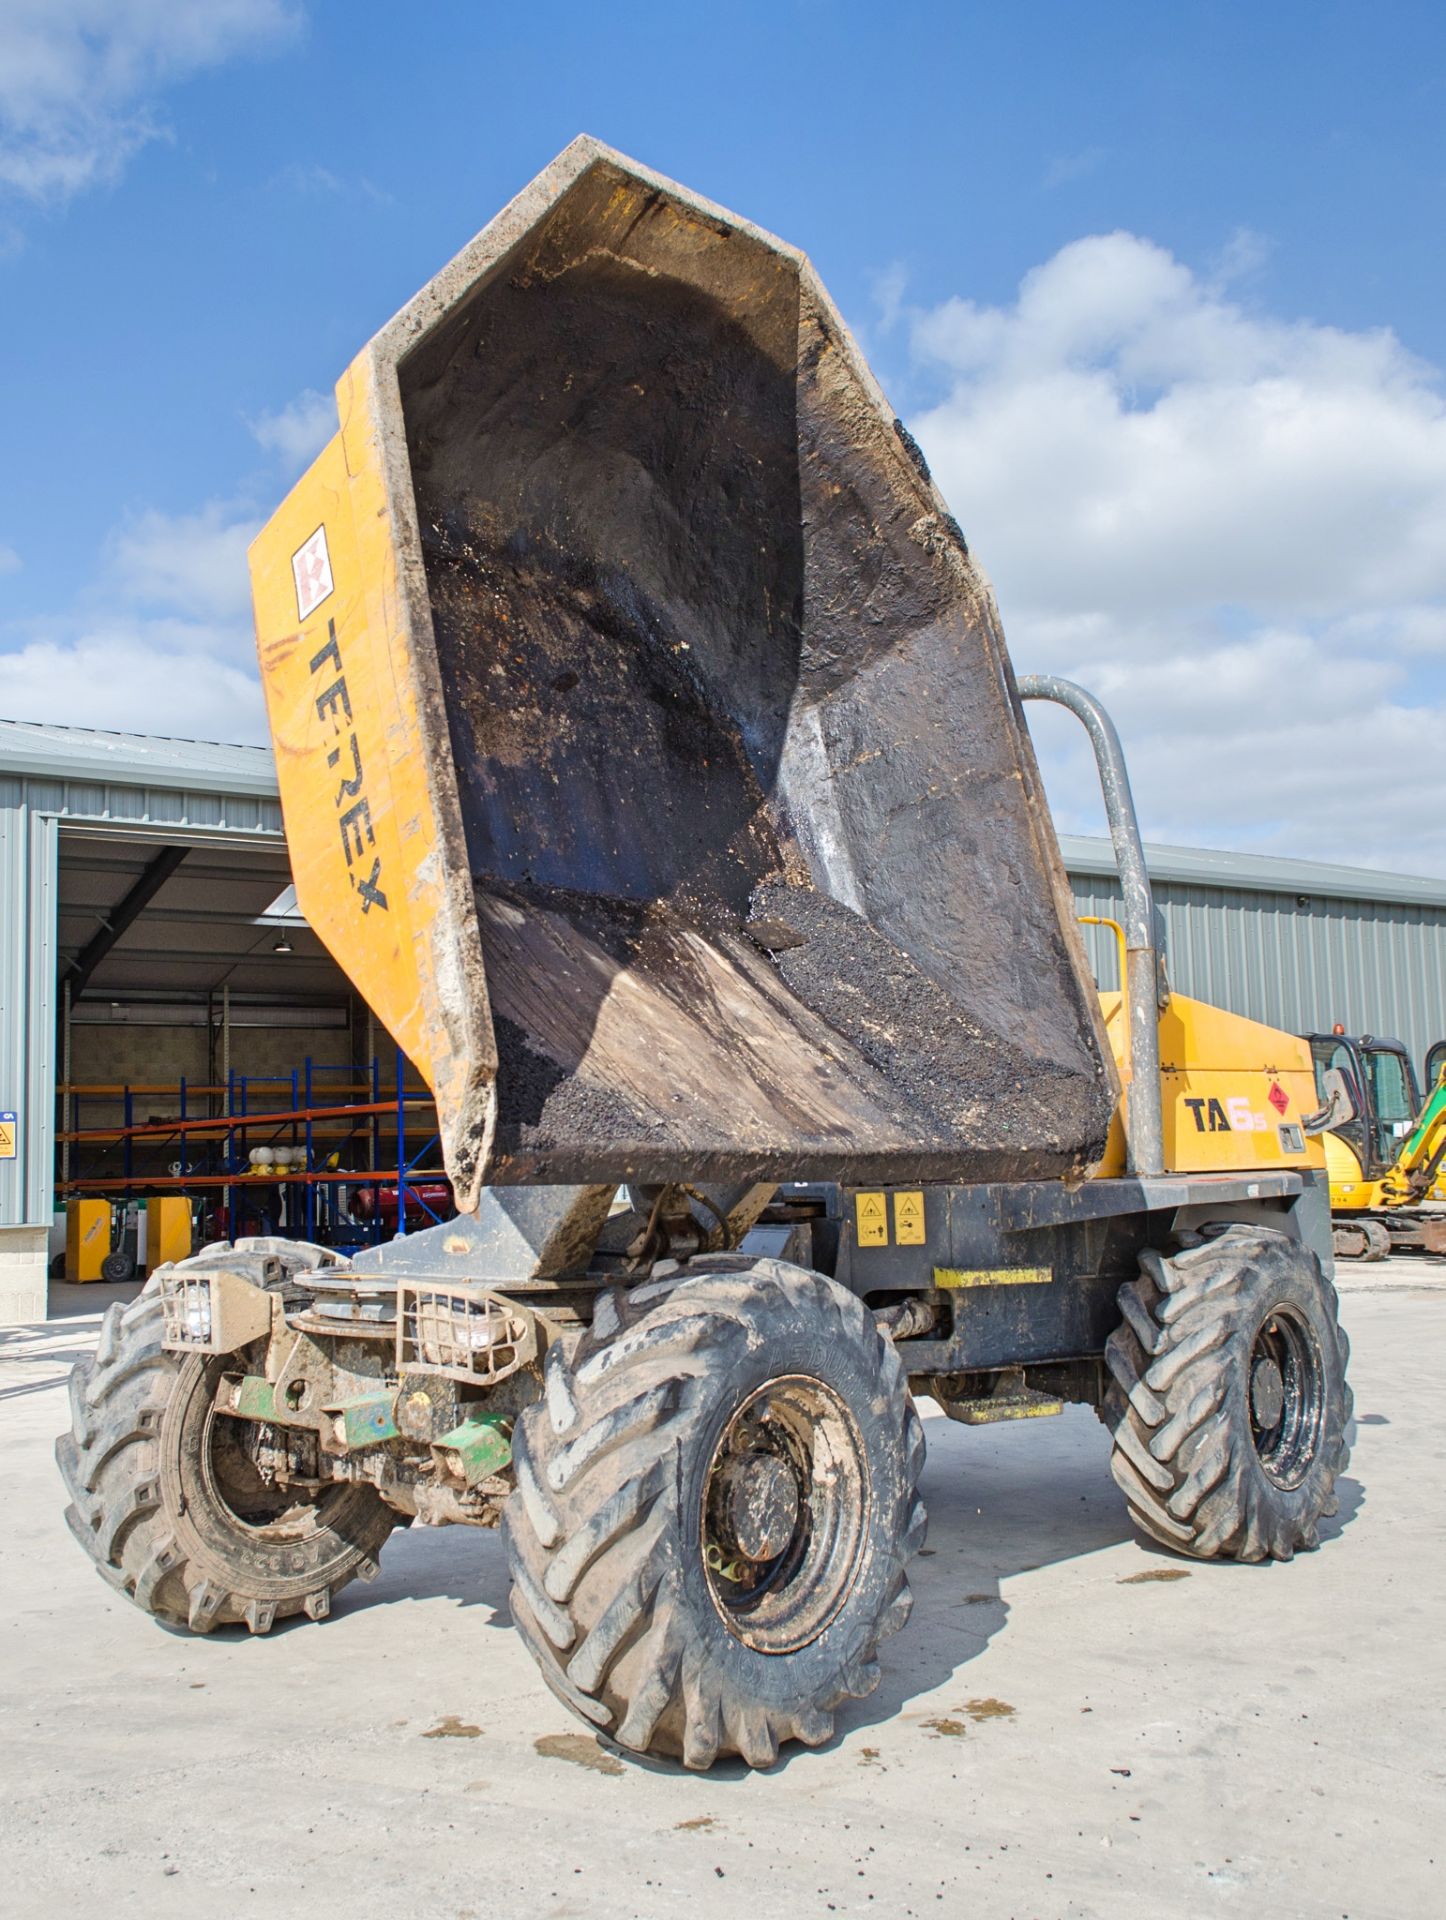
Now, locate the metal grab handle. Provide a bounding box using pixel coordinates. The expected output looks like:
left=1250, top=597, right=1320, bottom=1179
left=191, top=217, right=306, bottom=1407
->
left=1017, top=674, right=1166, bottom=1178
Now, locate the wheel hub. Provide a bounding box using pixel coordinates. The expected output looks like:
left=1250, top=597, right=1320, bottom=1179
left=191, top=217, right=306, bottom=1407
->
left=1247, top=1309, right=1325, bottom=1489
left=712, top=1450, right=800, bottom=1563
left=1250, top=1354, right=1285, bottom=1430
left=700, top=1376, right=869, bottom=1654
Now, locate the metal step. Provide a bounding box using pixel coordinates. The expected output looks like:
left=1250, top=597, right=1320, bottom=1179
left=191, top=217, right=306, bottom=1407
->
left=931, top=1368, right=1064, bottom=1425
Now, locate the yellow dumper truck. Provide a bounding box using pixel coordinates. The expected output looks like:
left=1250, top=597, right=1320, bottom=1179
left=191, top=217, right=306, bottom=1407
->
left=58, top=139, right=1351, bottom=1771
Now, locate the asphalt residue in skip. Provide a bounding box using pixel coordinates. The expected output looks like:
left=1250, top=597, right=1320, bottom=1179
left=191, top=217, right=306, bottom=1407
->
left=474, top=864, right=1107, bottom=1184
left=748, top=882, right=1087, bottom=1163
left=490, top=1006, right=640, bottom=1145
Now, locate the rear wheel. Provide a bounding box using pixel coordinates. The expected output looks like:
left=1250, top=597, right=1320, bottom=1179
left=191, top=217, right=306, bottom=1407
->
left=56, top=1283, right=397, bottom=1631
left=504, top=1259, right=926, bottom=1769
left=1105, top=1225, right=1351, bottom=1561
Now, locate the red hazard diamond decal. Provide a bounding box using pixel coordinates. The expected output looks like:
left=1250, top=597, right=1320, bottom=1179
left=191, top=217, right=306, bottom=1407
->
left=291, top=524, right=334, bottom=620
left=1268, top=1082, right=1289, bottom=1115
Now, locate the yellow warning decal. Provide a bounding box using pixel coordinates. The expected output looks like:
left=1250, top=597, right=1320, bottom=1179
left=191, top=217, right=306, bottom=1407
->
left=0, top=1112, right=15, bottom=1160
left=934, top=1266, right=1052, bottom=1289
left=854, top=1191, right=888, bottom=1247
left=894, top=1190, right=925, bottom=1245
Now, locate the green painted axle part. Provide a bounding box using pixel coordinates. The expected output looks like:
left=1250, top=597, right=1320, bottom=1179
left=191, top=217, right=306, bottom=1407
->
left=222, top=1375, right=510, bottom=1480
left=329, top=1392, right=402, bottom=1449
left=433, top=1414, right=513, bottom=1485
left=228, top=1374, right=278, bottom=1422
left=222, top=1376, right=400, bottom=1450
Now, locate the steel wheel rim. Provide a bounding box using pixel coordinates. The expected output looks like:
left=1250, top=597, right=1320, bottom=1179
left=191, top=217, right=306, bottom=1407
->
left=1248, top=1306, right=1325, bottom=1489
left=700, top=1374, right=869, bottom=1654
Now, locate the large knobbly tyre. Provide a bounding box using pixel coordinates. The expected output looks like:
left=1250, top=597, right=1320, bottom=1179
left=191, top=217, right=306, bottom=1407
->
left=1105, top=1225, right=1352, bottom=1562
left=56, top=1284, right=397, bottom=1632
left=504, top=1259, right=927, bottom=1770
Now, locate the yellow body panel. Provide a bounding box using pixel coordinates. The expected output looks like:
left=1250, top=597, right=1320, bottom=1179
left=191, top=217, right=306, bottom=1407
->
left=248, top=358, right=496, bottom=1209
left=145, top=1196, right=192, bottom=1272
left=65, top=1199, right=110, bottom=1283
left=1093, top=992, right=1324, bottom=1178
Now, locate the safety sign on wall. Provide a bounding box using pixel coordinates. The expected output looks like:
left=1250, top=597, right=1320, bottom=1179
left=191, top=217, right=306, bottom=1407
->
left=0, top=1112, right=16, bottom=1160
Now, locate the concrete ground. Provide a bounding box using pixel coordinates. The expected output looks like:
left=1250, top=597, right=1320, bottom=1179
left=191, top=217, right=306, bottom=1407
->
left=1, top=1268, right=1441, bottom=1920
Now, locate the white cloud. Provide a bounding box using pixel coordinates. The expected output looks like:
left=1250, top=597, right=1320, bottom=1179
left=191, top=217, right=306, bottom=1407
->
left=1210, top=226, right=1272, bottom=287
left=905, top=232, right=1446, bottom=873
left=269, top=160, right=343, bottom=195
left=0, top=543, right=20, bottom=575
left=0, top=1, right=301, bottom=204
left=109, top=499, right=258, bottom=621
left=0, top=498, right=266, bottom=742
left=0, top=625, right=267, bottom=740
left=248, top=387, right=335, bottom=475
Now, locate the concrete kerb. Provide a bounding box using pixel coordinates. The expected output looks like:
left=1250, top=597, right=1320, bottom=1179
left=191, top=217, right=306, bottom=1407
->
left=0, top=1226, right=47, bottom=1326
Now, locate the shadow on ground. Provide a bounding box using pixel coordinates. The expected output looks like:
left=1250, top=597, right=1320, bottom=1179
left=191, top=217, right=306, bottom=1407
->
left=827, top=1406, right=1135, bottom=1754
left=309, top=1403, right=1150, bottom=1777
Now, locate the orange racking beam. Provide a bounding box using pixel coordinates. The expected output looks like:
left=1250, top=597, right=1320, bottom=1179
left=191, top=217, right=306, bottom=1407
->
left=58, top=1095, right=435, bottom=1145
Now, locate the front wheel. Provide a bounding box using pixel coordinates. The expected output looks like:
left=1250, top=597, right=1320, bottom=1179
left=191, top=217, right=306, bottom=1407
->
left=57, top=1283, right=398, bottom=1632
left=504, top=1260, right=926, bottom=1770
left=1105, top=1225, right=1352, bottom=1561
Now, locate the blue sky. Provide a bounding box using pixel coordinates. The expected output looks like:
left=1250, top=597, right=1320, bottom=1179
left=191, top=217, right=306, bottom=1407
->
left=2, top=1, right=1445, bottom=869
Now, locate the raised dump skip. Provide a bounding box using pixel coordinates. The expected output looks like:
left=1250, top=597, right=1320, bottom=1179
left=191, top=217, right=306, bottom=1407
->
left=250, top=138, right=1116, bottom=1206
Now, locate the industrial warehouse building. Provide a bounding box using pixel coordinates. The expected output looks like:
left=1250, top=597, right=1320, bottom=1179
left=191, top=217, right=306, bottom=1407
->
left=4, top=713, right=1446, bottom=1324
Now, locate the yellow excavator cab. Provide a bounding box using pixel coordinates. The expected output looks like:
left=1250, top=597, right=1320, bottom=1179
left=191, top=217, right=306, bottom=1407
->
left=1304, top=1030, right=1446, bottom=1255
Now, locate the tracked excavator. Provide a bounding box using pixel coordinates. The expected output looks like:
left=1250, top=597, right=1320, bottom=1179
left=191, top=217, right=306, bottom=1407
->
left=57, top=139, right=1352, bottom=1772
left=1308, top=1030, right=1446, bottom=1257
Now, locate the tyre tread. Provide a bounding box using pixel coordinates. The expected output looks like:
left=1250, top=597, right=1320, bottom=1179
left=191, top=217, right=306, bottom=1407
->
left=1105, top=1228, right=1351, bottom=1561
left=56, top=1279, right=394, bottom=1631
left=504, top=1260, right=925, bottom=1769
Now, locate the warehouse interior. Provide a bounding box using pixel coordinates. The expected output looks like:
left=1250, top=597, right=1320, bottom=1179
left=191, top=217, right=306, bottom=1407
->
left=51, top=824, right=439, bottom=1285
left=59, top=830, right=344, bottom=1067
